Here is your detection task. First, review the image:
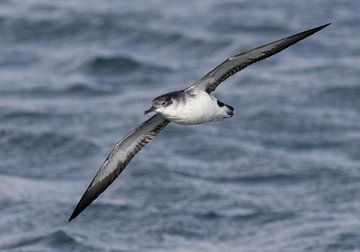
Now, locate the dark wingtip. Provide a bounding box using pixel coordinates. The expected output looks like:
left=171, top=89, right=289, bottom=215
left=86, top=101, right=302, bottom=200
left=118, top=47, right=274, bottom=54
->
left=68, top=201, right=85, bottom=222
left=303, top=23, right=331, bottom=36
left=321, top=23, right=331, bottom=27
left=68, top=164, right=123, bottom=222
left=317, top=23, right=331, bottom=30
left=68, top=214, right=76, bottom=222
left=281, top=23, right=331, bottom=49
left=68, top=187, right=99, bottom=222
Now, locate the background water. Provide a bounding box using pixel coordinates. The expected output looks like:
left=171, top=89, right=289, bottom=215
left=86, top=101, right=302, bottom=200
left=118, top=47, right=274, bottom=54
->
left=0, top=0, right=359, bottom=251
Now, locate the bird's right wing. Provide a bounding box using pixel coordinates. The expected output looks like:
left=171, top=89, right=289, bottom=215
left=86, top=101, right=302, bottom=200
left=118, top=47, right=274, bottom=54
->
left=187, top=23, right=330, bottom=93
left=69, top=113, right=170, bottom=221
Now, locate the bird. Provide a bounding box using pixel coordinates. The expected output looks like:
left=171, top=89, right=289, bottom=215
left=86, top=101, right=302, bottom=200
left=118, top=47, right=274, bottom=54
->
left=69, top=23, right=330, bottom=221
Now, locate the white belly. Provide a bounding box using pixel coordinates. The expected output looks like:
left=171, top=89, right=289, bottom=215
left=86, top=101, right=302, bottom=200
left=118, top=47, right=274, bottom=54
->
left=160, top=92, right=231, bottom=125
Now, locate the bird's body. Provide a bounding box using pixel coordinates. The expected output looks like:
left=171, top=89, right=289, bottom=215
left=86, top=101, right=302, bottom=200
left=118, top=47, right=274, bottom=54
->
left=155, top=89, right=233, bottom=125
left=69, top=23, right=330, bottom=221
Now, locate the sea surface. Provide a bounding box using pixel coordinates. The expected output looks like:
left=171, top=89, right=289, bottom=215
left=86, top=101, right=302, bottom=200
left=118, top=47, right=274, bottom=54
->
left=0, top=1, right=359, bottom=251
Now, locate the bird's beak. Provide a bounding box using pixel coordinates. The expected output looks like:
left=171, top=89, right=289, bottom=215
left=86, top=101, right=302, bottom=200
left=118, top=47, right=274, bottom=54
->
left=144, top=106, right=155, bottom=115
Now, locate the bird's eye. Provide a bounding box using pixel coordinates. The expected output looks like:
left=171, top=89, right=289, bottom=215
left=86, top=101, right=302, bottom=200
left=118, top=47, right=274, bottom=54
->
left=161, top=101, right=166, bottom=105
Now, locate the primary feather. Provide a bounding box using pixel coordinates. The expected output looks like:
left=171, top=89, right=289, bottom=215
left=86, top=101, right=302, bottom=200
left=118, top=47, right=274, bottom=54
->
left=188, top=23, right=330, bottom=93
left=69, top=114, right=169, bottom=221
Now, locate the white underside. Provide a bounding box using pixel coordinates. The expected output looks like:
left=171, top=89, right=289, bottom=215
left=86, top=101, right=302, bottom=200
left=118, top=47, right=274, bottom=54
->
left=156, top=91, right=232, bottom=125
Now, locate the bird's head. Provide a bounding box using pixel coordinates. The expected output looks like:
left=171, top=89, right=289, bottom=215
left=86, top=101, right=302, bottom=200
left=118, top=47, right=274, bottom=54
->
left=144, top=94, right=173, bottom=115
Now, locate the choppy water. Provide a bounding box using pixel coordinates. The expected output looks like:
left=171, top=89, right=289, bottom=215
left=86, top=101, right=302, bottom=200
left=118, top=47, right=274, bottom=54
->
left=0, top=1, right=359, bottom=251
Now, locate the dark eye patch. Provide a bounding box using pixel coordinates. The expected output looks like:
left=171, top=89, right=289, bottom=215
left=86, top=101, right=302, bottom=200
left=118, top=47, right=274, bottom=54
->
left=165, top=97, right=173, bottom=105
left=217, top=100, right=224, bottom=107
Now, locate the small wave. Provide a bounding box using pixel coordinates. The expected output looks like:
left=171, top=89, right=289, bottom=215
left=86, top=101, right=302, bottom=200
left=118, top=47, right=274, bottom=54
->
left=194, top=208, right=261, bottom=221
left=0, top=174, right=69, bottom=201
left=1, top=230, right=82, bottom=250
left=0, top=129, right=99, bottom=177
left=193, top=204, right=296, bottom=227
left=0, top=82, right=111, bottom=98
left=320, top=85, right=360, bottom=104
left=173, top=169, right=303, bottom=185
left=326, top=232, right=360, bottom=251
left=207, top=16, right=289, bottom=35
left=82, top=55, right=171, bottom=76
left=1, top=15, right=101, bottom=43
left=77, top=201, right=139, bottom=222
left=3, top=110, right=50, bottom=120
left=277, top=57, right=329, bottom=74
left=0, top=50, right=38, bottom=69
left=124, top=26, right=230, bottom=54
left=1, top=130, right=76, bottom=150
left=62, top=83, right=112, bottom=96
left=213, top=173, right=304, bottom=184
left=244, top=108, right=342, bottom=136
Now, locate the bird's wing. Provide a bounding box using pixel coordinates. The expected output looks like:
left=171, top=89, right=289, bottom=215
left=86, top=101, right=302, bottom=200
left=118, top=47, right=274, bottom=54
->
left=69, top=114, right=170, bottom=221
left=187, top=23, right=330, bottom=93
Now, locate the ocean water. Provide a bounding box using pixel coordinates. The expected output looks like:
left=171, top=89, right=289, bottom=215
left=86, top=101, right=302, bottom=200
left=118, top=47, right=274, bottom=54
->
left=0, top=0, right=359, bottom=251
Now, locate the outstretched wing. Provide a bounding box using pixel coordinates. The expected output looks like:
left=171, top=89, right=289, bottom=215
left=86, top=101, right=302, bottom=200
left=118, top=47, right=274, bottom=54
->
left=188, top=23, right=330, bottom=93
left=69, top=114, right=170, bottom=221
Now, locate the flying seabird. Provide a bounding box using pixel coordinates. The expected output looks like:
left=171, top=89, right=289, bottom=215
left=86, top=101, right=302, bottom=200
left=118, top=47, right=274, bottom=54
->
left=69, top=23, right=330, bottom=221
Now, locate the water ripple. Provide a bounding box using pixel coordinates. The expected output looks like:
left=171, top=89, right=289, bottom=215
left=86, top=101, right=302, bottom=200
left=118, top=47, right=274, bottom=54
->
left=0, top=1, right=359, bottom=251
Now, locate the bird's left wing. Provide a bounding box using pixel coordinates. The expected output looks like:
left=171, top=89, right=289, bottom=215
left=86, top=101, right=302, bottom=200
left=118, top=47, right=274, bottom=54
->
left=69, top=114, right=170, bottom=221
left=187, top=23, right=330, bottom=93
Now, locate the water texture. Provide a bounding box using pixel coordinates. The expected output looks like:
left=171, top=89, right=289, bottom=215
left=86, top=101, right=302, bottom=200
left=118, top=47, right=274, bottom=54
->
left=0, top=1, right=359, bottom=251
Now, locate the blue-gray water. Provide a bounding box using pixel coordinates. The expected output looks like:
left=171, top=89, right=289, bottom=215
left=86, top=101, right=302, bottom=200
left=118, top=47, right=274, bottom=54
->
left=1, top=1, right=359, bottom=251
